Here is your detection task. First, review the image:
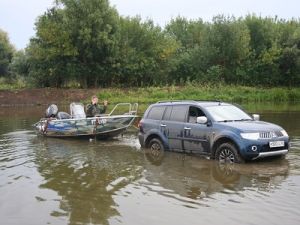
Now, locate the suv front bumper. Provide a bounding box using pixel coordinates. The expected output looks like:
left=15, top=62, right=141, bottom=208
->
left=239, top=137, right=289, bottom=160
left=252, top=149, right=288, bottom=160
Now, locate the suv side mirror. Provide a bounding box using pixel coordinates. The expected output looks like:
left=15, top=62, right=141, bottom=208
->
left=253, top=114, right=260, bottom=121
left=197, top=116, right=208, bottom=124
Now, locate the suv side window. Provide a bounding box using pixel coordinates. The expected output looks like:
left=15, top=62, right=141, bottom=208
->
left=188, top=106, right=206, bottom=123
left=163, top=106, right=172, bottom=120
left=147, top=106, right=166, bottom=120
left=169, top=105, right=187, bottom=122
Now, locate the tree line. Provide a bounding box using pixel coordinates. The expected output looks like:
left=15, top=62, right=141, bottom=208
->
left=1, top=0, right=300, bottom=88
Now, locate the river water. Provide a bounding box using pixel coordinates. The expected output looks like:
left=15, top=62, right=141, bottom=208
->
left=0, top=103, right=300, bottom=225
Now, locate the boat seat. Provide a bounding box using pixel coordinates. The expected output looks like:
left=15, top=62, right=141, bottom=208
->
left=70, top=102, right=86, bottom=119
left=57, top=112, right=71, bottom=120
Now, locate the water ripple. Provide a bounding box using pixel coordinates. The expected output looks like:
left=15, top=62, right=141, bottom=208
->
left=1, top=108, right=300, bottom=225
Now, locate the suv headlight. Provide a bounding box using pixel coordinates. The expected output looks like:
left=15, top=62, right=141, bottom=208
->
left=281, top=129, right=289, bottom=137
left=240, top=132, right=260, bottom=140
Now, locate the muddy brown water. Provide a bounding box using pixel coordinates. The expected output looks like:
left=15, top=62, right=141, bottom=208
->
left=0, top=103, right=300, bottom=225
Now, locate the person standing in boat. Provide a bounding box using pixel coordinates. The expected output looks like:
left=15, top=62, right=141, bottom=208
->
left=86, top=95, right=108, bottom=117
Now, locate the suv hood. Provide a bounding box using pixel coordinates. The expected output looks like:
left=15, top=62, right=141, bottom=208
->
left=216, top=120, right=283, bottom=132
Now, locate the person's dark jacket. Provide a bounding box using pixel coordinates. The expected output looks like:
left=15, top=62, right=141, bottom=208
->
left=86, top=104, right=107, bottom=117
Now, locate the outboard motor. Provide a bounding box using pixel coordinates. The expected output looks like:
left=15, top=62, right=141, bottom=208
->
left=45, top=104, right=58, bottom=118
left=70, top=102, right=86, bottom=119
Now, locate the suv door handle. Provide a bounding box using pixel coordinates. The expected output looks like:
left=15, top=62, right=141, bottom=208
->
left=160, top=124, right=167, bottom=127
left=184, top=127, right=191, bottom=130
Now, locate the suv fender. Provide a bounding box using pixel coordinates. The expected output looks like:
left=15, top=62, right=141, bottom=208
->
left=211, top=131, right=244, bottom=159
left=144, top=130, right=169, bottom=149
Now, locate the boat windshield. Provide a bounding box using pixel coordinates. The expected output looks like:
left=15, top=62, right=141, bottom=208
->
left=205, top=105, right=252, bottom=122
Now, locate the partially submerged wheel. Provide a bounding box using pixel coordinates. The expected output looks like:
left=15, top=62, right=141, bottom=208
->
left=215, top=143, right=244, bottom=164
left=146, top=138, right=165, bottom=163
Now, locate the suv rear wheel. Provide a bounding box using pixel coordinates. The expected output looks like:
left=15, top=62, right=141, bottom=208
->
left=148, top=138, right=164, bottom=155
left=215, top=143, right=244, bottom=163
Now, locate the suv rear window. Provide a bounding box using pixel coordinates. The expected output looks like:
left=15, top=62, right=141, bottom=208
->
left=147, top=106, right=166, bottom=120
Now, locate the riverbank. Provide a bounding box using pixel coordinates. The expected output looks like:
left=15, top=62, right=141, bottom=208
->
left=0, top=85, right=299, bottom=106
left=0, top=88, right=98, bottom=106
left=98, top=85, right=300, bottom=104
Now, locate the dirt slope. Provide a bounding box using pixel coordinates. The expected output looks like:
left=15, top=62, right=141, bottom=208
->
left=0, top=88, right=100, bottom=106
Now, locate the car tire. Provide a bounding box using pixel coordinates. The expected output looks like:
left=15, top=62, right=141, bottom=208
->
left=145, top=138, right=165, bottom=166
left=215, top=143, right=244, bottom=164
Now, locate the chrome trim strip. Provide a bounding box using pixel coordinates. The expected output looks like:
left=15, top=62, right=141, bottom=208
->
left=253, top=149, right=288, bottom=160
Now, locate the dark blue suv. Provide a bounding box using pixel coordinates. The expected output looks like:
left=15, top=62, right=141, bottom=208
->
left=138, top=100, right=290, bottom=163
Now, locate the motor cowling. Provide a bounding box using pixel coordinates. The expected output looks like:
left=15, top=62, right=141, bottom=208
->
left=45, top=104, right=58, bottom=118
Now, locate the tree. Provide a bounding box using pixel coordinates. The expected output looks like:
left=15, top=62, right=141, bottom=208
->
left=165, top=17, right=210, bottom=83
left=278, top=25, right=300, bottom=87
left=9, top=50, right=30, bottom=78
left=206, top=16, right=251, bottom=83
left=165, top=17, right=207, bottom=49
left=0, top=29, right=15, bottom=77
left=23, top=7, right=300, bottom=88
left=115, top=17, right=178, bottom=86
left=27, top=0, right=119, bottom=87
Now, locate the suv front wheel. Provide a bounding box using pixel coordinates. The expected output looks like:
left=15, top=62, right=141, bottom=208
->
left=215, top=143, right=244, bottom=163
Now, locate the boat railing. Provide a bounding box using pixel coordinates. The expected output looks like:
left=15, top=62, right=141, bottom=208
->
left=108, top=103, right=138, bottom=116
left=34, top=103, right=139, bottom=124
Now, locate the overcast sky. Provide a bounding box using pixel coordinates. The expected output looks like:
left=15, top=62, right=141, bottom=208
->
left=0, top=0, right=299, bottom=50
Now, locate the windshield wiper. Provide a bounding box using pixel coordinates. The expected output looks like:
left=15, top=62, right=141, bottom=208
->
left=219, top=119, right=252, bottom=122
left=235, top=119, right=253, bottom=121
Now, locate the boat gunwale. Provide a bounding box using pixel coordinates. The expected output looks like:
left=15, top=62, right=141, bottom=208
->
left=37, top=114, right=139, bottom=123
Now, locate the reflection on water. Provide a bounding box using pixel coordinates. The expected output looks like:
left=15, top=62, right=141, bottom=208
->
left=34, top=137, right=143, bottom=225
left=143, top=151, right=290, bottom=199
left=0, top=103, right=300, bottom=225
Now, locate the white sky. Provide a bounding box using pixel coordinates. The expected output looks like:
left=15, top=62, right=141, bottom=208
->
left=0, top=0, right=299, bottom=50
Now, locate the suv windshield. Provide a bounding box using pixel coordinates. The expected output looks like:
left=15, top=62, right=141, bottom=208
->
left=205, top=105, right=252, bottom=122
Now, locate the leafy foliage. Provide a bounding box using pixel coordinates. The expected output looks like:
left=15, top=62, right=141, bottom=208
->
left=3, top=1, right=300, bottom=88
left=0, top=29, right=15, bottom=77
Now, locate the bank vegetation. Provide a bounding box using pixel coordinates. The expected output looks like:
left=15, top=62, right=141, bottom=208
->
left=0, top=0, right=300, bottom=99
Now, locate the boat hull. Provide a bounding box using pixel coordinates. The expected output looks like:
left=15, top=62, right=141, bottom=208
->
left=35, top=115, right=136, bottom=139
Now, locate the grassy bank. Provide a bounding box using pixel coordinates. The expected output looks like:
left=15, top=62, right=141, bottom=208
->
left=0, top=77, right=27, bottom=90
left=95, top=84, right=300, bottom=104
left=1, top=83, right=299, bottom=106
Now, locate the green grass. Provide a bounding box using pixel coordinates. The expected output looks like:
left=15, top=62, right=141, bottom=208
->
left=0, top=77, right=27, bottom=90
left=1, top=79, right=299, bottom=104
left=95, top=83, right=300, bottom=104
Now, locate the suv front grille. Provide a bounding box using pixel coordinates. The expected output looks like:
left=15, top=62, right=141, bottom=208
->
left=259, top=131, right=283, bottom=139
left=260, top=132, right=273, bottom=139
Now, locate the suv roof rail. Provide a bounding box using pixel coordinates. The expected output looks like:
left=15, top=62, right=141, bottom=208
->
left=156, top=100, right=197, bottom=103
left=156, top=100, right=223, bottom=104
left=193, top=99, right=222, bottom=103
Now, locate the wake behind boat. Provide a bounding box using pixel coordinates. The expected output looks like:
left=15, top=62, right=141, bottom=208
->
left=34, top=102, right=138, bottom=139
